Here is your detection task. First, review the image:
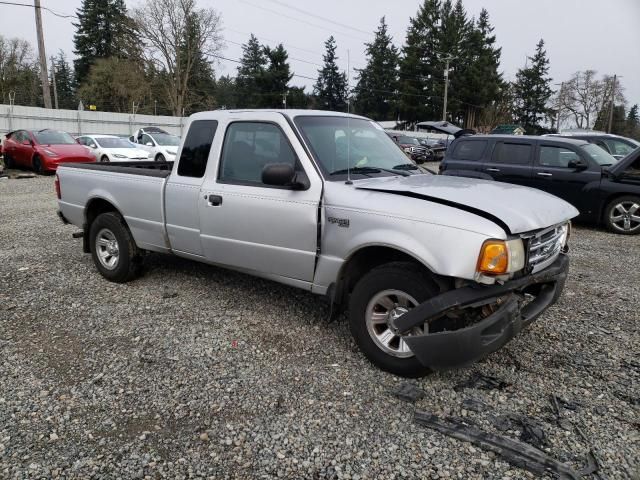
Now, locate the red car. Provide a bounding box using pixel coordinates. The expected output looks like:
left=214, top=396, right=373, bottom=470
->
left=3, top=129, right=95, bottom=173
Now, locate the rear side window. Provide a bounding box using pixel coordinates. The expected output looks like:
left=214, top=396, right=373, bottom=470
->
left=177, top=120, right=218, bottom=178
left=539, top=146, right=580, bottom=168
left=451, top=140, right=486, bottom=161
left=492, top=142, right=532, bottom=165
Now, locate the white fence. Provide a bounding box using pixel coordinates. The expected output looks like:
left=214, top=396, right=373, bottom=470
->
left=0, top=104, right=186, bottom=137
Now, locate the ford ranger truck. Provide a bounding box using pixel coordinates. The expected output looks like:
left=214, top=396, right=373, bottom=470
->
left=56, top=110, right=578, bottom=377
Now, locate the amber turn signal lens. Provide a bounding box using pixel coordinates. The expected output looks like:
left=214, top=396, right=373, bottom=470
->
left=477, top=240, right=509, bottom=275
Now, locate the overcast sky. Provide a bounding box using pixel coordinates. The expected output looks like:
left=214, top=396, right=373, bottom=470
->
left=1, top=0, right=639, bottom=109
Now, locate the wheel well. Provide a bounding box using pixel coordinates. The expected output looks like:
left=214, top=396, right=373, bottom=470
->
left=83, top=198, right=121, bottom=253
left=333, top=246, right=436, bottom=307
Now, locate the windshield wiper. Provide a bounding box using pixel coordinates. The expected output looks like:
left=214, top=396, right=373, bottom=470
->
left=329, top=166, right=410, bottom=177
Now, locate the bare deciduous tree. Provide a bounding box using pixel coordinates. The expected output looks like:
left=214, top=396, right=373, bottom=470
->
left=133, top=0, right=223, bottom=116
left=556, top=70, right=625, bottom=130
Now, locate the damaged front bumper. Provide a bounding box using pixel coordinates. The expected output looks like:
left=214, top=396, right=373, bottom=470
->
left=397, top=254, right=569, bottom=370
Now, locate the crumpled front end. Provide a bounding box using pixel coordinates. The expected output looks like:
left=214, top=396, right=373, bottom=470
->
left=396, top=254, right=569, bottom=370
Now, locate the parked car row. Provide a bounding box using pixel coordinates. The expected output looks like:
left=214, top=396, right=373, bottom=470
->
left=2, top=127, right=181, bottom=173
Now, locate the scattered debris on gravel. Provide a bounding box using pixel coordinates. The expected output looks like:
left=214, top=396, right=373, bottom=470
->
left=1, top=174, right=639, bottom=479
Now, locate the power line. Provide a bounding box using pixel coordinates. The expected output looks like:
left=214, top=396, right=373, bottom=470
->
left=236, top=0, right=370, bottom=42
left=262, top=0, right=372, bottom=36
left=225, top=39, right=323, bottom=68
left=0, top=0, right=76, bottom=19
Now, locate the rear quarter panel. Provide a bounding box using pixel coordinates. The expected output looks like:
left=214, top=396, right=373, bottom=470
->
left=57, top=167, right=169, bottom=251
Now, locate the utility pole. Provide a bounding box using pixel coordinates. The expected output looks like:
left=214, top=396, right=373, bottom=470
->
left=50, top=56, right=59, bottom=109
left=441, top=56, right=454, bottom=122
left=154, top=100, right=157, bottom=116
left=607, top=74, right=616, bottom=134
left=34, top=0, right=52, bottom=109
left=282, top=91, right=288, bottom=109
left=554, top=82, right=564, bottom=132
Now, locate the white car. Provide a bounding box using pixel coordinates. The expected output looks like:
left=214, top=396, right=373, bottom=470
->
left=129, top=129, right=181, bottom=162
left=77, top=135, right=150, bottom=162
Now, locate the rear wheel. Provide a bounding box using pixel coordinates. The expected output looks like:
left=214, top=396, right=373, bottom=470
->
left=100, top=155, right=110, bottom=163
left=32, top=155, right=44, bottom=174
left=89, top=212, right=143, bottom=282
left=155, top=153, right=166, bottom=162
left=604, top=196, right=640, bottom=234
left=348, top=261, right=438, bottom=377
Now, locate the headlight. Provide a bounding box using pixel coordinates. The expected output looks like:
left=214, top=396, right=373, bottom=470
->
left=113, top=154, right=127, bottom=158
left=476, top=238, right=525, bottom=276
left=559, top=222, right=571, bottom=249
left=43, top=148, right=59, bottom=157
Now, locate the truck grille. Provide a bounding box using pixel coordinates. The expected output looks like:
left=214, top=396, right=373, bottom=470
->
left=527, top=224, right=566, bottom=270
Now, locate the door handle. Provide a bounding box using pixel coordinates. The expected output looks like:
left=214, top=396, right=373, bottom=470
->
left=537, top=172, right=553, bottom=177
left=206, top=194, right=223, bottom=206
left=486, top=168, right=500, bottom=172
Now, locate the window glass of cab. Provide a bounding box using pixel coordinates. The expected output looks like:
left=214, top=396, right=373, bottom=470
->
left=177, top=120, right=218, bottom=178
left=219, top=122, right=297, bottom=185
left=451, top=140, right=487, bottom=161
left=539, top=146, right=580, bottom=168
left=603, top=139, right=636, bottom=157
left=492, top=142, right=532, bottom=164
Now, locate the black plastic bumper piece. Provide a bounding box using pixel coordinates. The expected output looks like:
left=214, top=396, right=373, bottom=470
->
left=402, top=254, right=569, bottom=370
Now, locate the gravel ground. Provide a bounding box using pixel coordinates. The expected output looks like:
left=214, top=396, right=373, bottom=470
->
left=1, top=171, right=639, bottom=479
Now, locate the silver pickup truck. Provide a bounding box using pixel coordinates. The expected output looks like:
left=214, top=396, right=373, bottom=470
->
left=56, top=110, right=578, bottom=377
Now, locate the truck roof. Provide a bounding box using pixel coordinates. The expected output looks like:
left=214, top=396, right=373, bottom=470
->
left=190, top=109, right=369, bottom=121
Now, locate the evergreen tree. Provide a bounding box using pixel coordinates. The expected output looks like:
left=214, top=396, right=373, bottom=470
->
left=512, top=39, right=553, bottom=133
left=213, top=75, right=237, bottom=109
left=398, top=0, right=441, bottom=122
left=181, top=12, right=216, bottom=114
left=314, top=36, right=348, bottom=111
left=353, top=17, right=399, bottom=120
left=235, top=34, right=268, bottom=108
left=626, top=104, right=638, bottom=128
left=73, top=0, right=139, bottom=84
left=51, top=51, right=76, bottom=109
left=262, top=44, right=293, bottom=108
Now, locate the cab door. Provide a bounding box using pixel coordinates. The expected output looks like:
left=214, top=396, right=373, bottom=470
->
left=482, top=140, right=534, bottom=187
left=198, top=112, right=322, bottom=283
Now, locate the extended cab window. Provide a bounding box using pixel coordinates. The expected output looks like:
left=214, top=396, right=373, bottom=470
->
left=492, top=142, right=532, bottom=164
left=177, top=120, right=218, bottom=178
left=219, top=122, right=297, bottom=185
left=451, top=140, right=486, bottom=161
left=539, top=146, right=580, bottom=168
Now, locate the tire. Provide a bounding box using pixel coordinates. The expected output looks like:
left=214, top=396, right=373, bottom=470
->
left=100, top=155, right=110, bottom=163
left=3, top=153, right=14, bottom=169
left=348, top=261, right=439, bottom=377
left=155, top=153, right=166, bottom=162
left=604, top=195, right=640, bottom=235
left=89, top=212, right=143, bottom=282
left=32, top=155, right=44, bottom=174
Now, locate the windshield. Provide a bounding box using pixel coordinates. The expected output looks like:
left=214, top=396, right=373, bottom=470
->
left=34, top=130, right=76, bottom=145
left=153, top=133, right=180, bottom=146
left=294, top=116, right=418, bottom=178
left=583, top=143, right=618, bottom=166
left=96, top=137, right=135, bottom=149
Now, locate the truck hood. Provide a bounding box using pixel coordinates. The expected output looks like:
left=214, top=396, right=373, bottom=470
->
left=354, top=174, right=579, bottom=234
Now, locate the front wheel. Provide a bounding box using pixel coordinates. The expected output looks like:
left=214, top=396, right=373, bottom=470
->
left=348, top=261, right=439, bottom=377
left=100, top=155, right=110, bottom=163
left=604, top=196, right=640, bottom=234
left=32, top=155, right=44, bottom=174
left=3, top=153, right=14, bottom=169
left=89, top=212, right=143, bottom=282
left=155, top=153, right=166, bottom=162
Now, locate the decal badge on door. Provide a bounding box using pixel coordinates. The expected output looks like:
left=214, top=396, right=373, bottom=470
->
left=328, top=217, right=350, bottom=228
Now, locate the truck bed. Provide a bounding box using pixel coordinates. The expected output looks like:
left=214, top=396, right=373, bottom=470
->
left=60, top=161, right=174, bottom=178
left=57, top=161, right=174, bottom=253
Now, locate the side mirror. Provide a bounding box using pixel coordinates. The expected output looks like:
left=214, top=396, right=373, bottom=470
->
left=145, top=142, right=153, bottom=147
left=568, top=158, right=588, bottom=170
left=90, top=143, right=97, bottom=149
left=262, top=163, right=309, bottom=190
left=22, top=139, right=31, bottom=146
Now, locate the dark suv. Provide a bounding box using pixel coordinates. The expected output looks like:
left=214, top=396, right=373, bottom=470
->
left=441, top=135, right=640, bottom=234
